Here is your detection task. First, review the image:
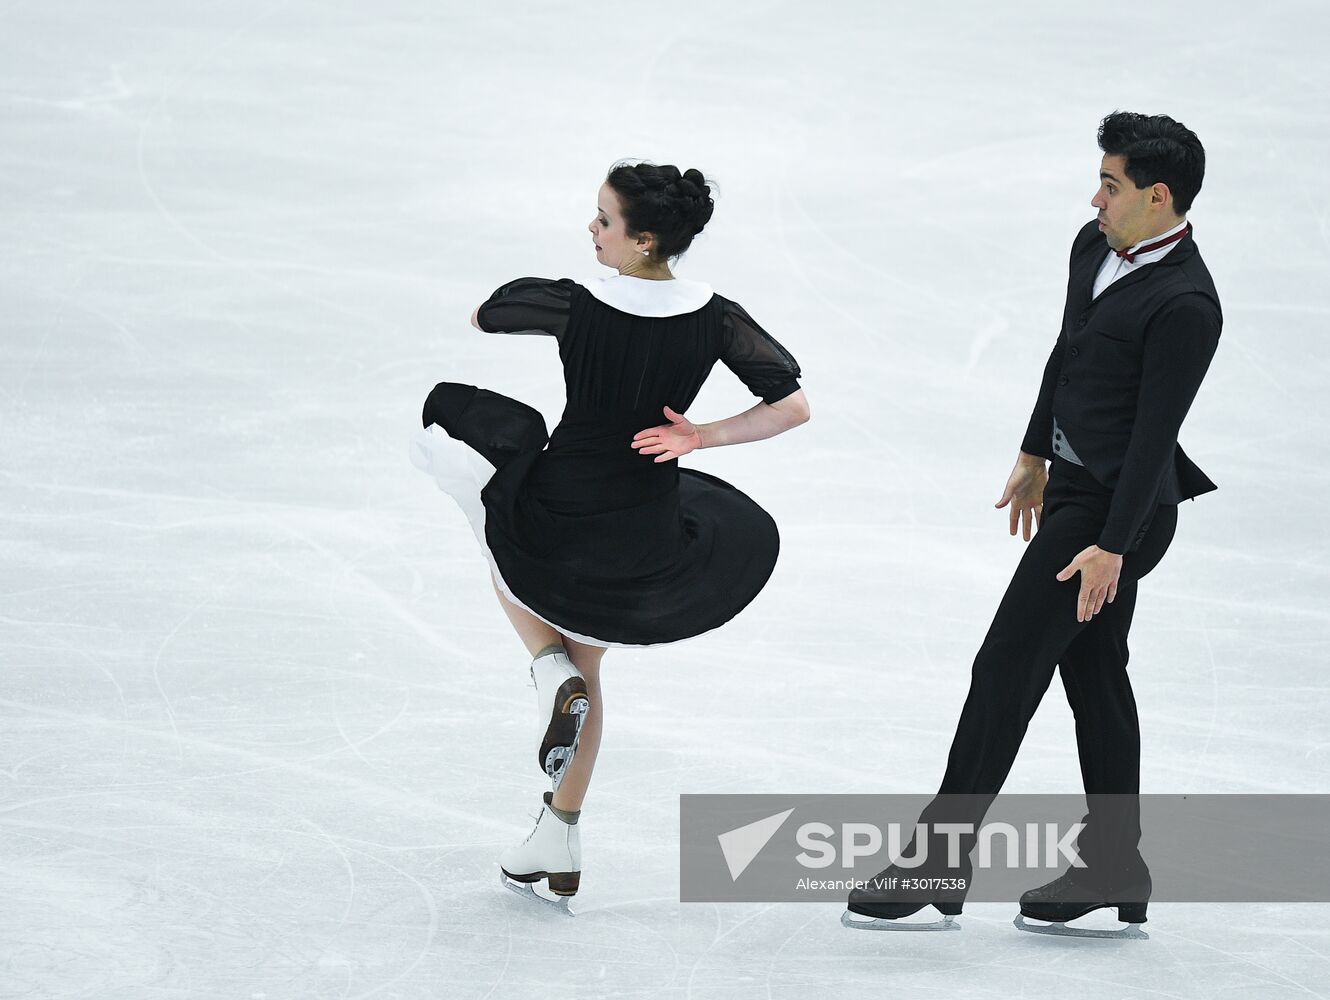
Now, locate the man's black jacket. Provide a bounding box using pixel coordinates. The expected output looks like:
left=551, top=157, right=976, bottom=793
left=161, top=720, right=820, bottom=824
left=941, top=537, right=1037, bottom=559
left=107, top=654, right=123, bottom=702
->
left=1021, top=219, right=1222, bottom=554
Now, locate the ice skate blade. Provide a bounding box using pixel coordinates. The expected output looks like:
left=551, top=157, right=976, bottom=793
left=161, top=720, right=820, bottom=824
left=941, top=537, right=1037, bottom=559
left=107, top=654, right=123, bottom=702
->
left=544, top=738, right=581, bottom=791
left=1013, top=913, right=1148, bottom=940
left=542, top=695, right=589, bottom=791
left=500, top=872, right=575, bottom=916
left=841, top=909, right=959, bottom=932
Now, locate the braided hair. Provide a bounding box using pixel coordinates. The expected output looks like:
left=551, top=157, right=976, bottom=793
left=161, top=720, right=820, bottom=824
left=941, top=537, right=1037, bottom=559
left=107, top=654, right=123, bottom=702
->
left=605, top=160, right=715, bottom=262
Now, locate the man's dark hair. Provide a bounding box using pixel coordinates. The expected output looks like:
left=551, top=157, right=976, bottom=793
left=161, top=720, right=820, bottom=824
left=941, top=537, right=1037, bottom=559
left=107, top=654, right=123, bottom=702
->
left=1098, top=111, right=1206, bottom=214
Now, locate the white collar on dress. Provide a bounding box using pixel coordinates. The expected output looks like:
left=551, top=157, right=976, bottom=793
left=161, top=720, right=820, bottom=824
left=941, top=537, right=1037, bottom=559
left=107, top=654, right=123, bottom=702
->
left=583, top=272, right=714, bottom=317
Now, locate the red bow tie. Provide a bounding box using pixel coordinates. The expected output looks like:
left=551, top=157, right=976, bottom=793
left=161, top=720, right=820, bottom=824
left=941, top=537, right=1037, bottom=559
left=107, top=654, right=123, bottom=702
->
left=1114, top=224, right=1190, bottom=263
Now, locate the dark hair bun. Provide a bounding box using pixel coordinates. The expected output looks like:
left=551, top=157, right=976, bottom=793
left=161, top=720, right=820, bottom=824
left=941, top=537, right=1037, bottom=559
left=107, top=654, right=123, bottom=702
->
left=605, top=161, right=716, bottom=260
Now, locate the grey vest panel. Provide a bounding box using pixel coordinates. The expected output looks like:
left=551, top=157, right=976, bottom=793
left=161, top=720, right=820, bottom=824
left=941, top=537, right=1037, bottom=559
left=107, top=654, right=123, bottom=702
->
left=1052, top=417, right=1085, bottom=466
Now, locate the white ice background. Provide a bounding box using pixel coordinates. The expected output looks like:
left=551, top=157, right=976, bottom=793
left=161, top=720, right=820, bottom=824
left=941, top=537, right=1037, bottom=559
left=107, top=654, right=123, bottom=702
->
left=2, top=1, right=1328, bottom=997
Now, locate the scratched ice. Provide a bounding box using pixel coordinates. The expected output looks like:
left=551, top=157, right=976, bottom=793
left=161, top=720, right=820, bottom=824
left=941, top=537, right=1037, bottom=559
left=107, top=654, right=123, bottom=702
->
left=2, top=2, right=1328, bottom=997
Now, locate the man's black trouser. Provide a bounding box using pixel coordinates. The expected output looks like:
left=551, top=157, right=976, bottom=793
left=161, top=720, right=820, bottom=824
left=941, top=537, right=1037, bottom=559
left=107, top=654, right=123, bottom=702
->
left=919, top=457, right=1177, bottom=875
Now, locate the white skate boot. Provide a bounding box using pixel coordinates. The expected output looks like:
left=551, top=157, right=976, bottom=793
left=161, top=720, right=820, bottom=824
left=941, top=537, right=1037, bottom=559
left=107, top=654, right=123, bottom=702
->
left=499, top=791, right=581, bottom=914
left=531, top=646, right=589, bottom=790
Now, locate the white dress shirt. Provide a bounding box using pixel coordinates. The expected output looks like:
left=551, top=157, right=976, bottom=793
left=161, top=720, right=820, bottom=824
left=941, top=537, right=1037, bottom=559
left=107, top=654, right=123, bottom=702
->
left=1092, top=218, right=1189, bottom=299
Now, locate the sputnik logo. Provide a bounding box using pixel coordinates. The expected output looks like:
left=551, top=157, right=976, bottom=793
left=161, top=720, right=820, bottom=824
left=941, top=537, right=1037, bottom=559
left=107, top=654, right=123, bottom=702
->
left=716, top=808, right=795, bottom=881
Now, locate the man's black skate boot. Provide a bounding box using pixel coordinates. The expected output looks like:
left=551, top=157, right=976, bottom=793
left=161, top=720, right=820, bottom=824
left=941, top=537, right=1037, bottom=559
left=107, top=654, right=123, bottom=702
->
left=1015, top=865, right=1151, bottom=939
left=843, top=857, right=970, bottom=932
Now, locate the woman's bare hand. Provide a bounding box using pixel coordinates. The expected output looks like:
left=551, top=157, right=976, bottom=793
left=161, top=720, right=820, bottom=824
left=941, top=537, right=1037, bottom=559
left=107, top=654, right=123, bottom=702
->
left=631, top=406, right=702, bottom=463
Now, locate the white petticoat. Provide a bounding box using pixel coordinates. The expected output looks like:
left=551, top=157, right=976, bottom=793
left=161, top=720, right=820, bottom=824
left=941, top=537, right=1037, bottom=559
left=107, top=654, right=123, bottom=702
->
left=409, top=423, right=685, bottom=649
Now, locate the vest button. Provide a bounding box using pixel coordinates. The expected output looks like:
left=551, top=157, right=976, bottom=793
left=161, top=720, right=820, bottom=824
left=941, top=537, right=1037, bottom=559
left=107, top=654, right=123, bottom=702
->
left=1070, top=346, right=1080, bottom=358
left=1058, top=375, right=1069, bottom=386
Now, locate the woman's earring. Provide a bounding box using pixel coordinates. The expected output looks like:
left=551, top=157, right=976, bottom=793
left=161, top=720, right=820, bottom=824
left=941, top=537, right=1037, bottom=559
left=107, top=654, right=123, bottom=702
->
left=640, top=248, right=650, bottom=256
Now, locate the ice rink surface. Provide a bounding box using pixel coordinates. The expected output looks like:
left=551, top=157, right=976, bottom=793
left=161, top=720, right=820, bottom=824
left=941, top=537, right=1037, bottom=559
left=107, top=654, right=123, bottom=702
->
left=3, top=0, right=1329, bottom=996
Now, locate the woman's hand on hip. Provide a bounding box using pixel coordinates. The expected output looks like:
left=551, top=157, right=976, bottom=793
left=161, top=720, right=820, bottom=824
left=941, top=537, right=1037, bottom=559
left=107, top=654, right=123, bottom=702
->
left=631, top=406, right=702, bottom=463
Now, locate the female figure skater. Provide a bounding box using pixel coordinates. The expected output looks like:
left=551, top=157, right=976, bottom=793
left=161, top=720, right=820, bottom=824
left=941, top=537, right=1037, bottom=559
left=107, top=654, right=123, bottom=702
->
left=410, top=161, right=809, bottom=910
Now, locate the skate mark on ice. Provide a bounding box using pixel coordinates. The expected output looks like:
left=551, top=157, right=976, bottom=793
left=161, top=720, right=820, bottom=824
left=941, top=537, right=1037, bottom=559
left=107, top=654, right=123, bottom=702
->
left=1160, top=920, right=1330, bottom=1000
left=684, top=902, right=781, bottom=1000
left=764, top=905, right=830, bottom=1000
left=329, top=682, right=413, bottom=775
left=0, top=699, right=511, bottom=831
left=129, top=0, right=396, bottom=334
left=477, top=886, right=515, bottom=1000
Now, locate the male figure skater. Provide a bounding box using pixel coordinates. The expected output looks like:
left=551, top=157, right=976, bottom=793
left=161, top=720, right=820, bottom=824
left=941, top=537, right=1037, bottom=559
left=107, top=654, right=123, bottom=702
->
left=844, top=112, right=1221, bottom=937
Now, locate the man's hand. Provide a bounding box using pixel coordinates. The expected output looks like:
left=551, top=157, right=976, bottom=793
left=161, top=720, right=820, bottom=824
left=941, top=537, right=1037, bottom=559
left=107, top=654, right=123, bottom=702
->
left=995, top=452, right=1049, bottom=541
left=631, top=406, right=702, bottom=463
left=1056, top=545, right=1124, bottom=622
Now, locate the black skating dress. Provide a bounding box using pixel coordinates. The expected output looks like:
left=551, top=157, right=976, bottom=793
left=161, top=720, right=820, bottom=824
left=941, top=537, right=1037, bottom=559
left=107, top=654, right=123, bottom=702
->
left=413, top=272, right=802, bottom=648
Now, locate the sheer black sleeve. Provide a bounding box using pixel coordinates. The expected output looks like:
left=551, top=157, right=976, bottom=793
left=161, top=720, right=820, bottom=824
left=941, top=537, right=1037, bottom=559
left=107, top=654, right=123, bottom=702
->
left=719, top=299, right=802, bottom=404
left=475, top=277, right=576, bottom=340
